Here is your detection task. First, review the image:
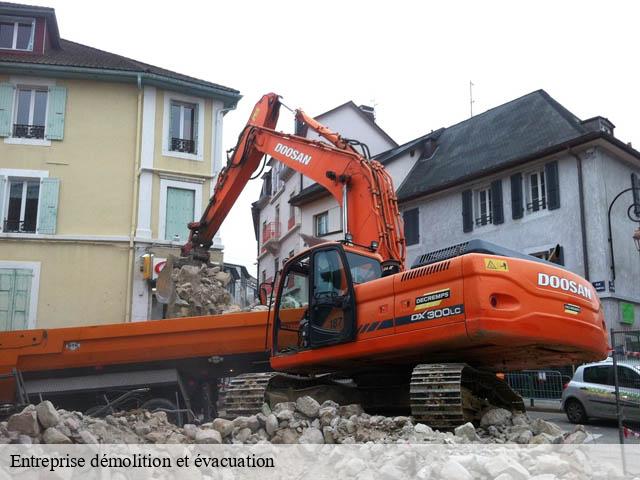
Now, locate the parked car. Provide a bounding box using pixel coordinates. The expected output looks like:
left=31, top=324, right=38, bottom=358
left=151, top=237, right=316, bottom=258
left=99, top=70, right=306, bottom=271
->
left=561, top=359, right=640, bottom=423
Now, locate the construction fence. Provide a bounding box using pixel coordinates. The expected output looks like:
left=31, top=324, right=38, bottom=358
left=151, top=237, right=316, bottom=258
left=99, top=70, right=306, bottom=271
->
left=505, top=369, right=568, bottom=406
left=611, top=329, right=640, bottom=445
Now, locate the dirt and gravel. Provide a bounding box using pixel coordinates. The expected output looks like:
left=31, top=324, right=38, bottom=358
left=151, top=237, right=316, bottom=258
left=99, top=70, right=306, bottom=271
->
left=1, top=399, right=590, bottom=446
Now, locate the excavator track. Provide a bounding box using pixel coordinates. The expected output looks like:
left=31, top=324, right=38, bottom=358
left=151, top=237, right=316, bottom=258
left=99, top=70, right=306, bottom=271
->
left=223, top=372, right=277, bottom=418
left=410, top=363, right=525, bottom=430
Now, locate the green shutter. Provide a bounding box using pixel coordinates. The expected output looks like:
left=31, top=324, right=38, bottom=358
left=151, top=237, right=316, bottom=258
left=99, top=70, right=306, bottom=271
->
left=0, top=269, right=31, bottom=331
left=165, top=187, right=195, bottom=241
left=45, top=86, right=67, bottom=140
left=37, top=178, right=60, bottom=234
left=0, top=83, right=15, bottom=138
left=0, top=176, right=6, bottom=231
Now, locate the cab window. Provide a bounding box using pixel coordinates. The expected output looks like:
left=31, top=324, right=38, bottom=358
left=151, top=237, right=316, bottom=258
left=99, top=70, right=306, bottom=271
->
left=345, top=251, right=382, bottom=284
left=314, top=250, right=347, bottom=297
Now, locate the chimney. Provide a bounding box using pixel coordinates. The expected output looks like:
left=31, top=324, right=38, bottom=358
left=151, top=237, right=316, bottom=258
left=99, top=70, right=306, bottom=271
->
left=581, top=116, right=615, bottom=136
left=358, top=104, right=375, bottom=122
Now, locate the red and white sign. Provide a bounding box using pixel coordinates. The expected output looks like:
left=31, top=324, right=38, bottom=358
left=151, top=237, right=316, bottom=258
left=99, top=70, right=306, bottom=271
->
left=152, top=257, right=167, bottom=280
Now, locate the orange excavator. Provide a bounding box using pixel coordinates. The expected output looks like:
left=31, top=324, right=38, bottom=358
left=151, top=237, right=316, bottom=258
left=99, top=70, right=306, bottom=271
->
left=0, top=94, right=608, bottom=428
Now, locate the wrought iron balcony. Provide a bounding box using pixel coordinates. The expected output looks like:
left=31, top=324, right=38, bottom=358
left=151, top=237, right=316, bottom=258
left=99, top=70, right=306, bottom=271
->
left=13, top=124, right=45, bottom=139
left=171, top=137, right=195, bottom=154
left=3, top=219, right=36, bottom=233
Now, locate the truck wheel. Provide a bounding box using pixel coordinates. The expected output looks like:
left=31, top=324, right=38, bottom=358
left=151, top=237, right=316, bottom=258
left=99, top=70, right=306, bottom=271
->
left=141, top=398, right=178, bottom=424
left=564, top=398, right=587, bottom=424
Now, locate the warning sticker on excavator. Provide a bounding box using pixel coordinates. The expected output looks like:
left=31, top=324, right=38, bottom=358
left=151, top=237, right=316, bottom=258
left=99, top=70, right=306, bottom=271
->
left=484, top=258, right=509, bottom=272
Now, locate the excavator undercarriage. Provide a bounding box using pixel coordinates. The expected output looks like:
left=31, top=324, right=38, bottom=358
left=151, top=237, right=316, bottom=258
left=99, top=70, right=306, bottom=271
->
left=222, top=363, right=525, bottom=430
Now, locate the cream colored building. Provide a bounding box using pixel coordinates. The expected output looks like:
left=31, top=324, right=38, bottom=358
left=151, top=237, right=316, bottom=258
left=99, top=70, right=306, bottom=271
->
left=0, top=3, right=240, bottom=330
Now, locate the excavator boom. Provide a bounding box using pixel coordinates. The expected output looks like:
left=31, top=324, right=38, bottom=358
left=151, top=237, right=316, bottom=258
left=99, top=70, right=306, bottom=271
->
left=183, top=93, right=405, bottom=269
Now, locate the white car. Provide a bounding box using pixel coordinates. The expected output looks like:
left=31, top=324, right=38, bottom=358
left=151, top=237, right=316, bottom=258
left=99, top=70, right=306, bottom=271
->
left=561, top=359, right=640, bottom=423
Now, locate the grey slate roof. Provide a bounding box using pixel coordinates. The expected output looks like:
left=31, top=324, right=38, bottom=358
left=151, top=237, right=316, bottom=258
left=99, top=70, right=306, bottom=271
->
left=395, top=90, right=598, bottom=202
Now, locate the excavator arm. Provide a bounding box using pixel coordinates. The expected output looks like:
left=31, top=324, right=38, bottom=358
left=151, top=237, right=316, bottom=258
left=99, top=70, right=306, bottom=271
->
left=183, top=93, right=406, bottom=269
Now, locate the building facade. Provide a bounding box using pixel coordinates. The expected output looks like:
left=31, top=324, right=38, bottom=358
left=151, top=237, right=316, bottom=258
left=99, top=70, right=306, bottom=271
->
left=253, top=101, right=397, bottom=287
left=381, top=90, right=640, bottom=331
left=0, top=3, right=240, bottom=330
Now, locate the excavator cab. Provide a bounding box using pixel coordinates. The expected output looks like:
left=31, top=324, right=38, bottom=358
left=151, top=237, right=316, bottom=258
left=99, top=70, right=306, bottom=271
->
left=273, top=243, right=380, bottom=355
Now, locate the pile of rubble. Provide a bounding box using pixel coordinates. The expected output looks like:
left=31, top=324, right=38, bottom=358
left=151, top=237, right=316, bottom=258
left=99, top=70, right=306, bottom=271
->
left=1, top=399, right=589, bottom=445
left=166, top=263, right=268, bottom=318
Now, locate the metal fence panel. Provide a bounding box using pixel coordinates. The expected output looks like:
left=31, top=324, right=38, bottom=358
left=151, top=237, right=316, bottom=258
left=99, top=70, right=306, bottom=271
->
left=505, top=370, right=566, bottom=400
left=611, top=329, right=640, bottom=445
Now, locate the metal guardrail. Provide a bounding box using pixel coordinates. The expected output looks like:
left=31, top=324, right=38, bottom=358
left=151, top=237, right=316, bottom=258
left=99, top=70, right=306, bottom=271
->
left=505, top=370, right=566, bottom=401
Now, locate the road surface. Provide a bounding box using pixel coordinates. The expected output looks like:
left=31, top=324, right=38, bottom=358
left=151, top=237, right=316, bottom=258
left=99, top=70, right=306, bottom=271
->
left=528, top=410, right=632, bottom=444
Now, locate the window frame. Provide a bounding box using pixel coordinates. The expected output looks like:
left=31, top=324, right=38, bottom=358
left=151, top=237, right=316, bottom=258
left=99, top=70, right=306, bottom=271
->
left=169, top=100, right=196, bottom=154
left=474, top=186, right=493, bottom=226
left=525, top=168, right=548, bottom=213
left=162, top=93, right=205, bottom=161
left=4, top=77, right=55, bottom=147
left=158, top=178, right=203, bottom=243
left=12, top=86, right=48, bottom=139
left=0, top=169, right=49, bottom=235
left=5, top=178, right=40, bottom=233
left=314, top=211, right=329, bottom=236
left=0, top=16, right=35, bottom=52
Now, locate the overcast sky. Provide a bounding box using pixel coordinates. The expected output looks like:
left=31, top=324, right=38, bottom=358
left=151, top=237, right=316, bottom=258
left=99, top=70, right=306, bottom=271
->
left=38, top=0, right=640, bottom=271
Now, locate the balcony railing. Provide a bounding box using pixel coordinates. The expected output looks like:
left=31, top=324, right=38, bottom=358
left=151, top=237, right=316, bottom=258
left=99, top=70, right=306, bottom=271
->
left=262, top=222, right=281, bottom=244
left=13, top=124, right=45, bottom=139
left=3, top=219, right=36, bottom=233
left=171, top=137, right=195, bottom=154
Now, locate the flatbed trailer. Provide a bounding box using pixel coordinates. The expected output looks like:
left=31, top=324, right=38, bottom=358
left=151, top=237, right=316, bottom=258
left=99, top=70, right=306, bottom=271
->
left=0, top=311, right=271, bottom=421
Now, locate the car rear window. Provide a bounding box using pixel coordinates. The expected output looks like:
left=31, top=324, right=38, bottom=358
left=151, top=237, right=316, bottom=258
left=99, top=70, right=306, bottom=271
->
left=583, top=365, right=612, bottom=385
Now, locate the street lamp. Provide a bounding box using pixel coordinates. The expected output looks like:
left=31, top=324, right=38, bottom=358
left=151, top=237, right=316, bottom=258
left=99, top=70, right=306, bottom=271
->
left=607, top=186, right=640, bottom=281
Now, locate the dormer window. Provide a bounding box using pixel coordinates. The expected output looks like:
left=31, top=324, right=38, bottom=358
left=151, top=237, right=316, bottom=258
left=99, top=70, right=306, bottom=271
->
left=0, top=16, right=35, bottom=51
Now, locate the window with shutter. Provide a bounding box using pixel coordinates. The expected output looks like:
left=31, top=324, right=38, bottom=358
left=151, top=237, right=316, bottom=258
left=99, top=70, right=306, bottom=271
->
left=403, top=208, right=419, bottom=246
left=474, top=186, right=492, bottom=226
left=0, top=175, right=58, bottom=234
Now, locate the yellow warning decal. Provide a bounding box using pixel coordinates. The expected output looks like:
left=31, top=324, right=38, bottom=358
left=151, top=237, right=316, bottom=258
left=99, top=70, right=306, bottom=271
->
left=484, top=258, right=509, bottom=272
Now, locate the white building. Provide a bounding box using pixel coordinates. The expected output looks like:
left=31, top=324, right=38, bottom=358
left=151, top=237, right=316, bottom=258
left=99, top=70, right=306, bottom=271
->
left=379, top=90, right=640, bottom=331
left=252, top=102, right=397, bottom=287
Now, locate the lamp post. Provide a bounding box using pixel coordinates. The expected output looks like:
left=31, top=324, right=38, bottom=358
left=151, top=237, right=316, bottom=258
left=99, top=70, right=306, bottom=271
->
left=607, top=186, right=640, bottom=282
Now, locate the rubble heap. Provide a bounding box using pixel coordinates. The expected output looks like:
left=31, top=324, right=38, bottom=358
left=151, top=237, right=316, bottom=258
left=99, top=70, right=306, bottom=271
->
left=167, top=263, right=234, bottom=318
left=166, top=263, right=268, bottom=318
left=2, top=399, right=590, bottom=446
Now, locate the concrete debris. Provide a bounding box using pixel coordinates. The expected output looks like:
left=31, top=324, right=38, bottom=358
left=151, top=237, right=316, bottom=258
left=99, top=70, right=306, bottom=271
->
left=166, top=261, right=266, bottom=318
left=1, top=400, right=588, bottom=446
